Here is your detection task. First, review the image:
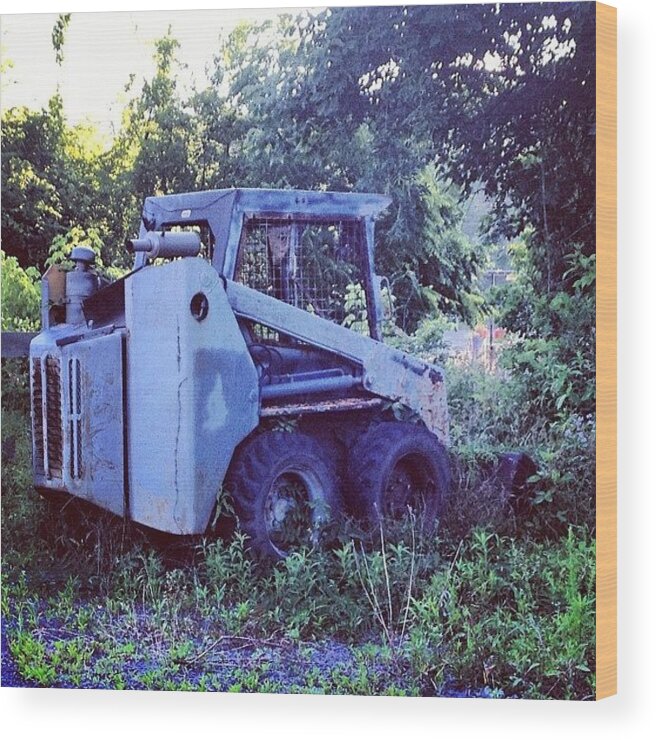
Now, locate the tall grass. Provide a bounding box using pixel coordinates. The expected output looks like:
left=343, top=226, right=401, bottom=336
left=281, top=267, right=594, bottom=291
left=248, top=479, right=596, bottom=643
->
left=1, top=359, right=595, bottom=698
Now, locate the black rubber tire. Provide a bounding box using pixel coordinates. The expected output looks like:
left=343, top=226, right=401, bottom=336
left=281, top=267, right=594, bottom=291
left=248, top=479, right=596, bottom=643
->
left=225, top=430, right=341, bottom=559
left=494, top=452, right=537, bottom=517
left=346, top=422, right=450, bottom=530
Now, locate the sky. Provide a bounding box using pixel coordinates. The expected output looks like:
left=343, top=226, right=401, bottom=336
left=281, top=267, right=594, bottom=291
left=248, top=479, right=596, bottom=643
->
left=0, top=2, right=525, bottom=144
left=0, top=7, right=310, bottom=141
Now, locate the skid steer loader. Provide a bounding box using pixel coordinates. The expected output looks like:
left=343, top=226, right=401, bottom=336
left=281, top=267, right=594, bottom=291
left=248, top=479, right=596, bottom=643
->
left=29, top=188, right=528, bottom=558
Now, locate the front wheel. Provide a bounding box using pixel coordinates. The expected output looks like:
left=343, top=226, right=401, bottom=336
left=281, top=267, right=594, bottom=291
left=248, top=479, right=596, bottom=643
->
left=225, top=430, right=342, bottom=559
left=346, top=422, right=450, bottom=532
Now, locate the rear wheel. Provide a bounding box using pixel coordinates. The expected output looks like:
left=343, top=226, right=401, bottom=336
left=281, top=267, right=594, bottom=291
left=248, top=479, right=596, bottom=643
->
left=494, top=452, right=537, bottom=516
left=225, top=430, right=341, bottom=559
left=347, top=422, right=450, bottom=531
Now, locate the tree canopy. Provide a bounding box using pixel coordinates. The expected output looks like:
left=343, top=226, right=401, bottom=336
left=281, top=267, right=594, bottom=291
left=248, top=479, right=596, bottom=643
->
left=1, top=3, right=595, bottom=346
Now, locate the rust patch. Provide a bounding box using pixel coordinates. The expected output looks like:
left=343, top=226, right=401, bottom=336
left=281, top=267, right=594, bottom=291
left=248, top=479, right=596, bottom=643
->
left=261, top=396, right=384, bottom=417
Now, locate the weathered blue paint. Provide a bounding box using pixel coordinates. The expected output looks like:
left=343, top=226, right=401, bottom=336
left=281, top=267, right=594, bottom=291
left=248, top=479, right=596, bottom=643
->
left=124, top=258, right=259, bottom=533
left=31, top=326, right=125, bottom=516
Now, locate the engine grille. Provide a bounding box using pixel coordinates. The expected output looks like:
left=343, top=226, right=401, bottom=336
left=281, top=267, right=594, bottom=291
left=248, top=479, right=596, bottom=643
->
left=45, top=357, right=63, bottom=478
left=68, top=358, right=82, bottom=479
left=32, top=355, right=63, bottom=479
left=31, top=358, right=44, bottom=475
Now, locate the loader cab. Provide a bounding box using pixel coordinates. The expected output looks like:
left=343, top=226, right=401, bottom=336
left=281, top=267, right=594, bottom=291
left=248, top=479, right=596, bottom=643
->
left=134, top=188, right=391, bottom=342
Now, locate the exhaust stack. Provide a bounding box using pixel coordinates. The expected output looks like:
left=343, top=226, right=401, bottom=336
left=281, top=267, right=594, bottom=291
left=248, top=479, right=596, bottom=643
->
left=126, top=231, right=201, bottom=260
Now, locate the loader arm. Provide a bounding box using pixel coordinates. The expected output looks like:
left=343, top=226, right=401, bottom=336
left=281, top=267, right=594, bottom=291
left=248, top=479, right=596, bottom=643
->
left=225, top=280, right=449, bottom=445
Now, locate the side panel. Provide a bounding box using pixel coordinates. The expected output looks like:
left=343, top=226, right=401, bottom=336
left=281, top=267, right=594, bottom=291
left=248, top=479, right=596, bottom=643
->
left=60, top=333, right=125, bottom=517
left=125, top=258, right=259, bottom=534
left=30, top=329, right=125, bottom=517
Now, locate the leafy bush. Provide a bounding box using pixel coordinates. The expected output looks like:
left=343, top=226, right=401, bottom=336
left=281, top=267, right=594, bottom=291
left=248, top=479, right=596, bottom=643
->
left=46, top=226, right=126, bottom=281
left=1, top=251, right=40, bottom=331
left=496, top=241, right=595, bottom=420
left=524, top=412, right=596, bottom=535
left=1, top=252, right=41, bottom=415
left=406, top=529, right=595, bottom=699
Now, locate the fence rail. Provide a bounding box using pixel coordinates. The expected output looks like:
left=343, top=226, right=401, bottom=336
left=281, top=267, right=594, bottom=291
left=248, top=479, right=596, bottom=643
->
left=1, top=332, right=37, bottom=358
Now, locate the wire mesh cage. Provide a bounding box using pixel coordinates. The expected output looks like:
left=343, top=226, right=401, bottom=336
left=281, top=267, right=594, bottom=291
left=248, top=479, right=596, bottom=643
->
left=235, top=217, right=370, bottom=332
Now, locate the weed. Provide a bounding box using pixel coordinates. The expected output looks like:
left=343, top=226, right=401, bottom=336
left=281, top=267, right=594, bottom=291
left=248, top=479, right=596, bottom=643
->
left=1, top=359, right=595, bottom=698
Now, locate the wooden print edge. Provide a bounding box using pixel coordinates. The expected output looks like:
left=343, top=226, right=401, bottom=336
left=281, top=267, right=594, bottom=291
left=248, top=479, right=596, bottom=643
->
left=595, top=0, right=617, bottom=701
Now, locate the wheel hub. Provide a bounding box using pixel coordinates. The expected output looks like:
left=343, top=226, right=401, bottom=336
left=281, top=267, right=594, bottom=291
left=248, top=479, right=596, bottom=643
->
left=265, top=472, right=314, bottom=552
left=384, top=457, right=433, bottom=518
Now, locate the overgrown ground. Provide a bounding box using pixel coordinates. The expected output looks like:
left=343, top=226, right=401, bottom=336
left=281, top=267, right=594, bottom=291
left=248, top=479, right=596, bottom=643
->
left=0, top=358, right=596, bottom=699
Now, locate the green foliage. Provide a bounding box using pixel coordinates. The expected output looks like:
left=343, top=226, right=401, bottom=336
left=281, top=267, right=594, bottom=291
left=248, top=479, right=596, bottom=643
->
left=341, top=282, right=368, bottom=335
left=1, top=94, right=107, bottom=269
left=46, top=226, right=125, bottom=281
left=391, top=313, right=455, bottom=364
left=289, top=3, right=595, bottom=283
left=117, top=35, right=197, bottom=199
left=407, top=529, right=595, bottom=699
left=497, top=239, right=595, bottom=419
left=443, top=356, right=594, bottom=535
left=51, top=14, right=71, bottom=66
left=46, top=226, right=104, bottom=268
left=377, top=168, right=482, bottom=330
left=1, top=251, right=40, bottom=331
left=9, top=633, right=58, bottom=686
left=525, top=412, right=596, bottom=536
